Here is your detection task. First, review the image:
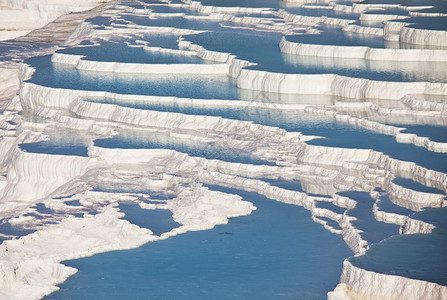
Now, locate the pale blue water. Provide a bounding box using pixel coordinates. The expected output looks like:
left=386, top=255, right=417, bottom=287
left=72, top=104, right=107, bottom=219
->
left=46, top=187, right=352, bottom=300
left=308, top=133, right=447, bottom=174
left=26, top=56, right=240, bottom=99
left=285, top=7, right=359, bottom=20
left=123, top=15, right=223, bottom=31
left=57, top=44, right=204, bottom=64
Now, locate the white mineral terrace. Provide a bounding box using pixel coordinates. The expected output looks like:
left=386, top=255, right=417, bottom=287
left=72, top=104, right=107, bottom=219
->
left=0, top=0, right=446, bottom=299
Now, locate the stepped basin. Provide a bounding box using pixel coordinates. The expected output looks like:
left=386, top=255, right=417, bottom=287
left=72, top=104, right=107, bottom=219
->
left=92, top=130, right=275, bottom=166
left=340, top=191, right=400, bottom=245
left=376, top=192, right=416, bottom=215
left=19, top=128, right=90, bottom=157
left=46, top=187, right=352, bottom=300
left=26, top=55, right=239, bottom=99
left=349, top=206, right=447, bottom=285
left=285, top=27, right=397, bottom=48
left=308, top=130, right=447, bottom=174
left=392, top=177, right=446, bottom=194
left=120, top=15, right=224, bottom=31
left=400, top=125, right=447, bottom=143
left=186, top=29, right=447, bottom=82
left=55, top=43, right=204, bottom=64
left=392, top=16, right=447, bottom=31
left=86, top=97, right=447, bottom=173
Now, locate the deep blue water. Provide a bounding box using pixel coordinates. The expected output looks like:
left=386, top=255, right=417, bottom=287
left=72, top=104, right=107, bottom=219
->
left=401, top=124, right=447, bottom=143
left=375, top=191, right=415, bottom=215
left=339, top=191, right=400, bottom=245
left=316, top=217, right=343, bottom=231
left=118, top=203, right=181, bottom=236
left=393, top=177, right=446, bottom=194
left=46, top=187, right=352, bottom=299
left=315, top=201, right=347, bottom=215
left=350, top=207, right=447, bottom=285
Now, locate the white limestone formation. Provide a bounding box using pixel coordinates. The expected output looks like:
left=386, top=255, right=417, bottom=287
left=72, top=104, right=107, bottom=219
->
left=1, top=0, right=447, bottom=299
left=280, top=37, right=447, bottom=62
left=0, top=0, right=114, bottom=41
left=329, top=260, right=447, bottom=300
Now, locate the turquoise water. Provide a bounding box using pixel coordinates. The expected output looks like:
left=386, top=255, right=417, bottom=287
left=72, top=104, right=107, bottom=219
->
left=46, top=187, right=352, bottom=299
left=185, top=30, right=447, bottom=82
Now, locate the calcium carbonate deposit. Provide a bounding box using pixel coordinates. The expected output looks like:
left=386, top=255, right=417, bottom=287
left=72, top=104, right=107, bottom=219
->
left=0, top=0, right=446, bottom=299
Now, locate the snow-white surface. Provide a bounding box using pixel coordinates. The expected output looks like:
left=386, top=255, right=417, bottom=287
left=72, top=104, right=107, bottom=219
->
left=280, top=37, right=447, bottom=62
left=0, top=0, right=113, bottom=41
